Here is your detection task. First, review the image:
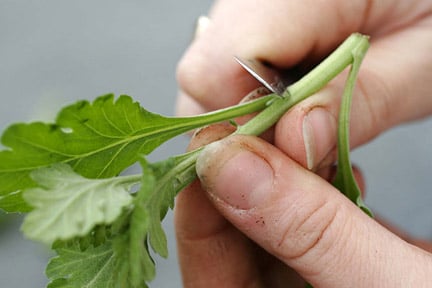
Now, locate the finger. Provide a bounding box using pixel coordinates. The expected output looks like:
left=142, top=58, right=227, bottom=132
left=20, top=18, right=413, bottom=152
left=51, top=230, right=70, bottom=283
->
left=196, top=135, right=432, bottom=287
left=177, top=0, right=432, bottom=112
left=175, top=123, right=264, bottom=287
left=179, top=123, right=304, bottom=287
left=375, top=215, right=432, bottom=254
left=187, top=122, right=236, bottom=151
left=175, top=181, right=263, bottom=287
left=275, top=21, right=432, bottom=169
left=176, top=182, right=306, bottom=288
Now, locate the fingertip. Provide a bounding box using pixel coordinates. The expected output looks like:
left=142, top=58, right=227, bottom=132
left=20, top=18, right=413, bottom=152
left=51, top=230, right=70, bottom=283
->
left=187, top=122, right=235, bottom=151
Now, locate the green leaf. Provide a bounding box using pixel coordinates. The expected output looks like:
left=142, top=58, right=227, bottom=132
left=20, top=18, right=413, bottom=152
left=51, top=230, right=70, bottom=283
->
left=21, top=164, right=135, bottom=245
left=112, top=234, right=153, bottom=288
left=111, top=154, right=198, bottom=287
left=0, top=93, right=275, bottom=213
left=112, top=159, right=160, bottom=287
left=46, top=234, right=152, bottom=288
left=142, top=152, right=198, bottom=257
left=332, top=36, right=373, bottom=216
left=46, top=241, right=116, bottom=288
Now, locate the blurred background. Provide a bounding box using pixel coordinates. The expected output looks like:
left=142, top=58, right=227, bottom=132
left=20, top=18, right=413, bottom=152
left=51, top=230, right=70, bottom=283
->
left=0, top=1, right=431, bottom=287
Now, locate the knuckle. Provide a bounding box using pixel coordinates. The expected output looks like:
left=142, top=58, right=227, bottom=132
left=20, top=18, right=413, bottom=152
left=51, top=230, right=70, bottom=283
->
left=274, top=198, right=346, bottom=263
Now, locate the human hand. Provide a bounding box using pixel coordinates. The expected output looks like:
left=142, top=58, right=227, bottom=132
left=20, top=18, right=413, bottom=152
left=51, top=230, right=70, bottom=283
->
left=175, top=0, right=432, bottom=287
left=175, top=127, right=432, bottom=287
left=176, top=0, right=432, bottom=170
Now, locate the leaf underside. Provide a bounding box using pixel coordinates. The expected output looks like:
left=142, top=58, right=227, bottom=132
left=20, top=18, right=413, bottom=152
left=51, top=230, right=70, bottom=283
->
left=21, top=164, right=133, bottom=245
left=45, top=155, right=197, bottom=287
left=46, top=241, right=116, bottom=288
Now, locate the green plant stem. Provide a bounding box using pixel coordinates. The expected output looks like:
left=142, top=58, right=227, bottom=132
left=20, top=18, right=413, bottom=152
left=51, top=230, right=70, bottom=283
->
left=175, top=93, right=278, bottom=129
left=117, top=174, right=142, bottom=186
left=332, top=36, right=373, bottom=216
left=333, top=44, right=366, bottom=198
left=237, top=33, right=369, bottom=136
left=169, top=33, right=371, bottom=201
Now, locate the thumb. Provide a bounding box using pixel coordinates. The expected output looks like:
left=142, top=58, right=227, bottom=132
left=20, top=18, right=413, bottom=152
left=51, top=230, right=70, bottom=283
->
left=196, top=135, right=432, bottom=288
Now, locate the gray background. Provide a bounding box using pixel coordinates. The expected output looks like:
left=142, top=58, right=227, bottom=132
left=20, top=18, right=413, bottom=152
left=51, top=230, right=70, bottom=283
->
left=0, top=1, right=431, bottom=287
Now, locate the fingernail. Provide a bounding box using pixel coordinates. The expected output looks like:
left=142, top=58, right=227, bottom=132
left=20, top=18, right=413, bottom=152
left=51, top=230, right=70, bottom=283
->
left=302, top=108, right=337, bottom=170
left=196, top=139, right=274, bottom=210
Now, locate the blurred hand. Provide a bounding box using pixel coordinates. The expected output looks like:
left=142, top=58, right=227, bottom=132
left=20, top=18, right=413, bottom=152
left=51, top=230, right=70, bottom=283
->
left=175, top=0, right=432, bottom=287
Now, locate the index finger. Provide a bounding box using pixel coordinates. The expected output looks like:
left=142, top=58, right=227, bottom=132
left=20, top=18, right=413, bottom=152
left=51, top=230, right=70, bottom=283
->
left=176, top=0, right=431, bottom=112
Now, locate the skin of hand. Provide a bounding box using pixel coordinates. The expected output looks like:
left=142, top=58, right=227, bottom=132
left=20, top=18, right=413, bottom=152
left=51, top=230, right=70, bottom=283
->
left=175, top=0, right=432, bottom=287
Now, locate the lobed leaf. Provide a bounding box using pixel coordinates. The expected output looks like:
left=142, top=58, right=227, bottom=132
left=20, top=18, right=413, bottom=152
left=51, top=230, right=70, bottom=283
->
left=0, top=94, right=178, bottom=212
left=46, top=241, right=116, bottom=288
left=21, top=164, right=134, bottom=245
left=0, top=93, right=274, bottom=212
left=111, top=155, right=198, bottom=286
left=142, top=153, right=198, bottom=257
left=109, top=160, right=158, bottom=287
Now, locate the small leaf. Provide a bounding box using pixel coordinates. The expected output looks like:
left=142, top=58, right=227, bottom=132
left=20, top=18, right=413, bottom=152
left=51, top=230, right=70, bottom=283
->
left=109, top=153, right=199, bottom=287
left=21, top=164, right=134, bottom=245
left=114, top=159, right=159, bottom=287
left=142, top=152, right=198, bottom=257
left=46, top=241, right=116, bottom=288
